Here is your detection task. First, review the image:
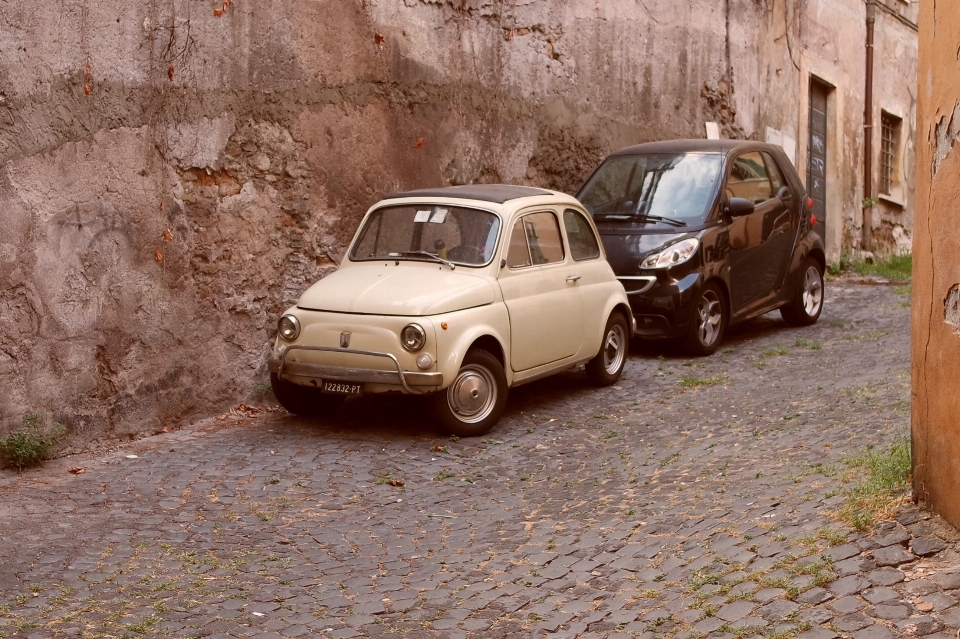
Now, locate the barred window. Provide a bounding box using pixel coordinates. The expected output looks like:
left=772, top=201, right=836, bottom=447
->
left=880, top=112, right=901, bottom=196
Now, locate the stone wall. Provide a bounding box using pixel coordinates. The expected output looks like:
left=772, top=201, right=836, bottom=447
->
left=0, top=0, right=917, bottom=449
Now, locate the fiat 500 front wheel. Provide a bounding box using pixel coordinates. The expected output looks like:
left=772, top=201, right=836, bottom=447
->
left=432, top=349, right=508, bottom=437
left=586, top=312, right=629, bottom=386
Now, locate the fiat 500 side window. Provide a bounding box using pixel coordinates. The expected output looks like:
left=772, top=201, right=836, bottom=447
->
left=563, top=209, right=601, bottom=261
left=506, top=212, right=565, bottom=268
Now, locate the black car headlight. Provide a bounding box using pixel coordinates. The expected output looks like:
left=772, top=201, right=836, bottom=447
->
left=401, top=324, right=426, bottom=352
left=278, top=315, right=301, bottom=341
left=640, top=238, right=699, bottom=269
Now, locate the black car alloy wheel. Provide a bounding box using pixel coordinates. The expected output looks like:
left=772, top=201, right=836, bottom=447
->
left=684, top=282, right=727, bottom=356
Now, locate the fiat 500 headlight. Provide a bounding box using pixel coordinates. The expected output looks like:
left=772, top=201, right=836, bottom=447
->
left=278, top=315, right=301, bottom=341
left=640, top=237, right=700, bottom=269
left=401, top=323, right=426, bottom=352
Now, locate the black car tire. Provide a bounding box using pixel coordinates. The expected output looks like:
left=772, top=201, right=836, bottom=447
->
left=586, top=312, right=629, bottom=386
left=270, top=373, right=345, bottom=417
left=780, top=257, right=824, bottom=326
left=683, top=281, right=728, bottom=356
left=432, top=349, right=508, bottom=437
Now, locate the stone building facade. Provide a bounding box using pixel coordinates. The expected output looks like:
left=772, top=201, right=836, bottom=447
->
left=0, top=0, right=917, bottom=446
left=913, top=2, right=960, bottom=528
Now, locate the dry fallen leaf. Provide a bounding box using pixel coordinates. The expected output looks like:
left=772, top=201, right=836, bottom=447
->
left=374, top=32, right=386, bottom=45
left=168, top=64, right=175, bottom=81
left=83, top=83, right=91, bottom=95
left=229, top=403, right=266, bottom=418
left=214, top=7, right=224, bottom=17
left=155, top=250, right=163, bottom=262
left=68, top=467, right=86, bottom=474
left=388, top=479, right=405, bottom=487
left=413, top=137, right=424, bottom=149
left=163, top=228, right=174, bottom=242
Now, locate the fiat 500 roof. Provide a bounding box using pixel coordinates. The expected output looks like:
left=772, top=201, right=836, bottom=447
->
left=385, top=184, right=554, bottom=204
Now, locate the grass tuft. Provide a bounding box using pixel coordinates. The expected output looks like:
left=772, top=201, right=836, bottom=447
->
left=0, top=413, right=67, bottom=471
left=679, top=373, right=727, bottom=388
left=837, top=433, right=911, bottom=530
left=830, top=252, right=911, bottom=280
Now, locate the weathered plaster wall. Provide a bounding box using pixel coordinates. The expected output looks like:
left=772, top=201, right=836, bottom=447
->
left=0, top=0, right=918, bottom=449
left=912, top=0, right=960, bottom=528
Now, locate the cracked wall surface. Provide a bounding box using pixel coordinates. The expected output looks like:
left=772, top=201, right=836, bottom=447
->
left=0, top=0, right=917, bottom=450
left=912, top=2, right=960, bottom=528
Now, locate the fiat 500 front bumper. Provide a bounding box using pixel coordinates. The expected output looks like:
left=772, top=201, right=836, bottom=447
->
left=268, top=345, right=443, bottom=394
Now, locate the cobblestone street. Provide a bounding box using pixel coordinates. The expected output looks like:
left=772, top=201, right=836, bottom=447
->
left=2, top=281, right=956, bottom=639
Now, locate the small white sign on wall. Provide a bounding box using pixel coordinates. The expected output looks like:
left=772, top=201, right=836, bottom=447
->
left=705, top=122, right=720, bottom=140
left=765, top=126, right=797, bottom=166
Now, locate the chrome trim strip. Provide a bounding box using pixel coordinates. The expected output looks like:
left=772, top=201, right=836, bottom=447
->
left=616, top=275, right=657, bottom=295
left=511, top=356, right=593, bottom=388
left=272, top=346, right=442, bottom=394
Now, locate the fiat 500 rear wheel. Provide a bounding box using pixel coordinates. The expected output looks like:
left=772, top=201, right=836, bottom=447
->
left=432, top=349, right=508, bottom=437
left=586, top=312, right=629, bottom=386
left=780, top=257, right=824, bottom=326
left=271, top=373, right=345, bottom=417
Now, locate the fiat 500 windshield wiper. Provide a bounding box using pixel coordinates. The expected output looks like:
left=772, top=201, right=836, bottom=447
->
left=391, top=251, right=456, bottom=269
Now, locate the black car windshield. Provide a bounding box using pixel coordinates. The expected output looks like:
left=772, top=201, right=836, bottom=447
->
left=350, top=204, right=501, bottom=266
left=578, top=152, right=722, bottom=223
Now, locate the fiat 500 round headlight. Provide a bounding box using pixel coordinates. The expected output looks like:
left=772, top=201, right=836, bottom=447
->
left=640, top=237, right=700, bottom=269
left=278, top=315, right=301, bottom=341
left=401, top=323, right=426, bottom=352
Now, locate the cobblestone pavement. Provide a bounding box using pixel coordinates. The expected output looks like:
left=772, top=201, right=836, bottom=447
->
left=2, top=281, right=957, bottom=639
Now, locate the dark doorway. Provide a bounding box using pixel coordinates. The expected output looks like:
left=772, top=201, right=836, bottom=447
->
left=807, top=79, right=830, bottom=241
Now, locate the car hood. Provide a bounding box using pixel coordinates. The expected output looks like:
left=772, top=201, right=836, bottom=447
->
left=595, top=223, right=691, bottom=273
left=297, top=264, right=497, bottom=316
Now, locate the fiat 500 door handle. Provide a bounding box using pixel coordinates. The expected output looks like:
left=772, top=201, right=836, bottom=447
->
left=566, top=275, right=581, bottom=283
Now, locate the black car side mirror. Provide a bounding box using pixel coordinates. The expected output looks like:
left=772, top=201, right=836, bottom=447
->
left=776, top=185, right=793, bottom=208
left=725, top=197, right=755, bottom=217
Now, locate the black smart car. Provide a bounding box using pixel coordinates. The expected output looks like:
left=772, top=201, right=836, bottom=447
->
left=577, top=140, right=825, bottom=356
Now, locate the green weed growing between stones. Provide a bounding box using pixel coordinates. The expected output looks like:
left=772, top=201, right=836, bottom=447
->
left=837, top=432, right=911, bottom=530
left=0, top=413, right=66, bottom=471
left=679, top=373, right=727, bottom=388
left=831, top=252, right=911, bottom=281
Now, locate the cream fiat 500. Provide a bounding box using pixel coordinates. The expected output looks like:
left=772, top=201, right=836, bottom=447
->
left=268, top=184, right=634, bottom=436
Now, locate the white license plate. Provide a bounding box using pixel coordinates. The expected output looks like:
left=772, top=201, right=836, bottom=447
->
left=321, top=381, right=362, bottom=396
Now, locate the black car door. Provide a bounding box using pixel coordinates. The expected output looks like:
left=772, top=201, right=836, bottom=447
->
left=725, top=151, right=792, bottom=309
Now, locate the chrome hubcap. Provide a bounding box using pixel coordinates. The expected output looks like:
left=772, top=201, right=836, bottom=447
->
left=802, top=266, right=823, bottom=316
left=697, top=290, right=723, bottom=346
left=602, top=323, right=627, bottom=375
left=447, top=364, right=496, bottom=424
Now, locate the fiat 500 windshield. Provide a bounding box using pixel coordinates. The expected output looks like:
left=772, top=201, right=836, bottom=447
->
left=579, top=153, right=722, bottom=224
left=350, top=204, right=501, bottom=267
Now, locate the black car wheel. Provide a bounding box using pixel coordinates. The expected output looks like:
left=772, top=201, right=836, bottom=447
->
left=780, top=257, right=824, bottom=326
left=683, top=282, right=727, bottom=356
left=432, top=349, right=508, bottom=437
left=586, top=312, right=629, bottom=386
left=271, top=373, right=345, bottom=417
